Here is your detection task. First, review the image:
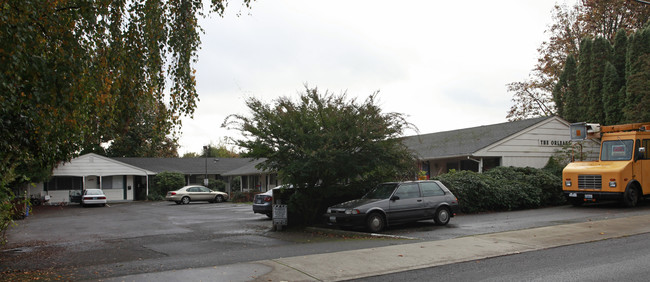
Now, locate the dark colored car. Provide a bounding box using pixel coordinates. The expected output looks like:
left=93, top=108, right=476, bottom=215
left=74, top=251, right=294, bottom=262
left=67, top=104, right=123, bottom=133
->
left=253, top=189, right=274, bottom=218
left=324, top=180, right=459, bottom=232
left=253, top=185, right=291, bottom=218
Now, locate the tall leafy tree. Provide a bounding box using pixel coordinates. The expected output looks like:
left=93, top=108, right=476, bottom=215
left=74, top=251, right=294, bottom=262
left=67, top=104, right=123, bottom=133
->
left=602, top=62, right=624, bottom=124
left=223, top=87, right=418, bottom=224
left=223, top=87, right=418, bottom=190
left=553, top=55, right=578, bottom=122
left=586, top=36, right=612, bottom=123
left=613, top=29, right=629, bottom=84
left=507, top=0, right=649, bottom=121
left=576, top=38, right=594, bottom=120
left=624, top=23, right=650, bottom=122
left=0, top=0, right=253, bottom=242
left=0, top=0, right=252, bottom=187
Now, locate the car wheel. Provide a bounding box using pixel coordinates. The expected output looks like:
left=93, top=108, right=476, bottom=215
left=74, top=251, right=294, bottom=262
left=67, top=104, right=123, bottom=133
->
left=181, top=196, right=190, bottom=205
left=366, top=212, right=385, bottom=233
left=266, top=213, right=272, bottom=218
left=215, top=195, right=224, bottom=203
left=433, top=207, right=451, bottom=225
left=175, top=201, right=182, bottom=205
left=623, top=186, right=639, bottom=207
left=81, top=202, right=85, bottom=208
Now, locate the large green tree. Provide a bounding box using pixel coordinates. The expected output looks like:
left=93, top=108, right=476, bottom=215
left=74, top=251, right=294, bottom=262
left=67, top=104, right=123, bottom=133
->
left=0, top=0, right=251, bottom=243
left=223, top=87, right=418, bottom=223
left=624, top=23, right=650, bottom=121
left=223, top=87, right=418, bottom=189
left=552, top=23, right=649, bottom=125
left=0, top=0, right=251, bottom=186
left=507, top=0, right=649, bottom=121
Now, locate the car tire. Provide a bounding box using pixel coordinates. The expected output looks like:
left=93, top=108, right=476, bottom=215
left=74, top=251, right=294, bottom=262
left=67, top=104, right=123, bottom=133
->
left=181, top=196, right=190, bottom=205
left=433, top=207, right=451, bottom=225
left=366, top=212, right=385, bottom=233
left=266, top=213, right=272, bottom=218
left=81, top=202, right=85, bottom=208
left=215, top=195, right=224, bottom=203
left=623, top=186, right=639, bottom=207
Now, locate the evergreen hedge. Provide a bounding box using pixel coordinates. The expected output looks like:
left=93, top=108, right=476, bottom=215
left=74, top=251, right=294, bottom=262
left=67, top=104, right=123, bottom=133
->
left=435, top=166, right=564, bottom=214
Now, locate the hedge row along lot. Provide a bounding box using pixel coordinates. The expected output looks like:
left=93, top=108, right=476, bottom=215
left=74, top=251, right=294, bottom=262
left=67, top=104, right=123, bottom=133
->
left=436, top=166, right=564, bottom=214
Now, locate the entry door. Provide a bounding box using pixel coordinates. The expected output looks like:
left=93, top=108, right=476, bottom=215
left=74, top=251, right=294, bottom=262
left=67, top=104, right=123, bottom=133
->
left=388, top=183, right=423, bottom=223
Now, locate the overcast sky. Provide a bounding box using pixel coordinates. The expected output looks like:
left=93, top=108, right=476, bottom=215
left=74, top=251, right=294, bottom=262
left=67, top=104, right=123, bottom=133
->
left=178, top=0, right=573, bottom=155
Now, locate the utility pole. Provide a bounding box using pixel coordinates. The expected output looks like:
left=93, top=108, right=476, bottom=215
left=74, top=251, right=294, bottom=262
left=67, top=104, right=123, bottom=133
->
left=203, top=145, right=209, bottom=186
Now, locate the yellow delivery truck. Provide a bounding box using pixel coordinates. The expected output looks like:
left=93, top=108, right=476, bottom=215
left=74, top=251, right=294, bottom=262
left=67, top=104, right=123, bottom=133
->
left=563, top=122, right=650, bottom=207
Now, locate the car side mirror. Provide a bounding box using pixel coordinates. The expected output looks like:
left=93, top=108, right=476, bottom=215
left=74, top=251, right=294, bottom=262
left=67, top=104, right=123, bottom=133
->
left=391, top=195, right=400, bottom=201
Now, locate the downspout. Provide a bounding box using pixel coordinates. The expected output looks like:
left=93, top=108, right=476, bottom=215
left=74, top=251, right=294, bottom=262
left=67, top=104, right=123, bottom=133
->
left=146, top=174, right=149, bottom=198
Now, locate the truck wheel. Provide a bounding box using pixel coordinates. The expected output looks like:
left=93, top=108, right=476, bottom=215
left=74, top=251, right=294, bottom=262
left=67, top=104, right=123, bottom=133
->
left=623, top=186, right=639, bottom=207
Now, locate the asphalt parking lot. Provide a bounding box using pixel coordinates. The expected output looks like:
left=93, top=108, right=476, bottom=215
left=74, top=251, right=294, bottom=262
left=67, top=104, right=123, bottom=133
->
left=1, top=201, right=394, bottom=280
left=3, top=200, right=650, bottom=280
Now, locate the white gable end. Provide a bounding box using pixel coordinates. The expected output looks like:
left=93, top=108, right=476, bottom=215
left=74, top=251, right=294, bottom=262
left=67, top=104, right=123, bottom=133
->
left=53, top=153, right=154, bottom=177
left=474, top=116, right=599, bottom=167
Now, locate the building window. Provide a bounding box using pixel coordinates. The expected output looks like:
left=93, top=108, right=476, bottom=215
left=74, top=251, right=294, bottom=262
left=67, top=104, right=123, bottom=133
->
left=101, top=176, right=124, bottom=189
left=45, top=177, right=83, bottom=191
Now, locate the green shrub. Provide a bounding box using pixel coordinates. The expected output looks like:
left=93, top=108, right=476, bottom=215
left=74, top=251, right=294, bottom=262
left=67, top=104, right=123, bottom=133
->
left=207, top=179, right=227, bottom=192
left=436, top=166, right=563, bottom=213
left=151, top=172, right=185, bottom=199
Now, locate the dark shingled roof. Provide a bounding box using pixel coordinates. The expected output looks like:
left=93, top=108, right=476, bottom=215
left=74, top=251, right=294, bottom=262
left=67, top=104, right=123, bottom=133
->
left=402, top=116, right=552, bottom=159
left=114, top=157, right=257, bottom=175
left=222, top=159, right=267, bottom=176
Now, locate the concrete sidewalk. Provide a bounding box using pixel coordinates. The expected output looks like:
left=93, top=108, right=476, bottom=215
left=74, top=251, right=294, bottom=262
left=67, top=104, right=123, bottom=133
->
left=103, top=214, right=650, bottom=282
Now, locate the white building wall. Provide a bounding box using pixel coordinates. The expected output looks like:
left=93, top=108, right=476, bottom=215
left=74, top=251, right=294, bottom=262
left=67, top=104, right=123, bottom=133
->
left=103, top=189, right=124, bottom=201
left=476, top=117, right=600, bottom=167
left=501, top=156, right=551, bottom=168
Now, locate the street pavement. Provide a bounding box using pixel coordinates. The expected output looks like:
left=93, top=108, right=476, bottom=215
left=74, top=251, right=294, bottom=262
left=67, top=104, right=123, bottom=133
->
left=100, top=213, right=650, bottom=282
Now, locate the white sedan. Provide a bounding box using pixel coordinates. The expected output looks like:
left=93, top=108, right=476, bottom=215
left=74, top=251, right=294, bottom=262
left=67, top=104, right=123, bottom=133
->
left=81, top=189, right=107, bottom=207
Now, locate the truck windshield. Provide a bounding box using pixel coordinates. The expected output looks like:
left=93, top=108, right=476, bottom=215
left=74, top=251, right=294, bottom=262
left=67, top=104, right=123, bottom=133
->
left=601, top=139, right=634, bottom=161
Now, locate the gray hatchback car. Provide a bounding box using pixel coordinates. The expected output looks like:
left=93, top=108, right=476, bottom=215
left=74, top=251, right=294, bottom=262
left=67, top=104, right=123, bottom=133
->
left=324, top=180, right=459, bottom=232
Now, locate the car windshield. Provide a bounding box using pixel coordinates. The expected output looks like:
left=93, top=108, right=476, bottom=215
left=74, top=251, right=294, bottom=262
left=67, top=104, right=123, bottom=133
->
left=86, top=190, right=102, bottom=195
left=362, top=183, right=398, bottom=199
left=601, top=139, right=634, bottom=161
